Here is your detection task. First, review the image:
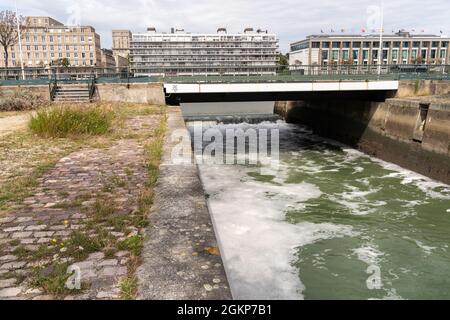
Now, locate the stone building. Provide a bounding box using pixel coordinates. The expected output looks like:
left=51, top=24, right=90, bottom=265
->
left=0, top=16, right=102, bottom=68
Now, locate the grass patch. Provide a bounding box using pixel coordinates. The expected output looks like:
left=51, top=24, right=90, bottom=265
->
left=30, top=262, right=77, bottom=296
left=118, top=235, right=143, bottom=256
left=29, top=104, right=114, bottom=138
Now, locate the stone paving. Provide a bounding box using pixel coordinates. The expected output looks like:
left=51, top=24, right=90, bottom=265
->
left=0, top=115, right=161, bottom=300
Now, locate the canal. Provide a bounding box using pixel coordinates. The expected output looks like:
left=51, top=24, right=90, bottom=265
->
left=188, top=119, right=450, bottom=300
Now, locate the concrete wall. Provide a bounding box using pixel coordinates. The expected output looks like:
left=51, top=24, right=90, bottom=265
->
left=96, top=82, right=165, bottom=105
left=180, top=101, right=275, bottom=117
left=0, top=85, right=50, bottom=100
left=396, top=80, right=450, bottom=98
left=275, top=94, right=450, bottom=184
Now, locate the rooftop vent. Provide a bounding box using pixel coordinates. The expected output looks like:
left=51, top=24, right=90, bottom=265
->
left=395, top=30, right=411, bottom=37
left=244, top=27, right=254, bottom=34
left=147, top=27, right=156, bottom=33
left=217, top=27, right=227, bottom=34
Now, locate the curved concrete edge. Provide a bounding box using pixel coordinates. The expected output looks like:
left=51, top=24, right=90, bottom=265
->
left=137, top=107, right=232, bottom=300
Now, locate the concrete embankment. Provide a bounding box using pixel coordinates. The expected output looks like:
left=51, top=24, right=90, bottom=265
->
left=275, top=80, right=450, bottom=184
left=0, top=82, right=166, bottom=105
left=137, top=107, right=232, bottom=300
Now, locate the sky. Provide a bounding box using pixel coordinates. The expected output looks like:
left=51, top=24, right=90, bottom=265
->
left=2, top=0, right=450, bottom=52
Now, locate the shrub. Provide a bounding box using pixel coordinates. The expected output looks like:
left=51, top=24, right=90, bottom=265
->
left=29, top=104, right=114, bottom=138
left=0, top=89, right=45, bottom=111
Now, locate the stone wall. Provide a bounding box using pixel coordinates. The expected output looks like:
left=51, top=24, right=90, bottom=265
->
left=275, top=93, right=450, bottom=184
left=0, top=85, right=50, bottom=101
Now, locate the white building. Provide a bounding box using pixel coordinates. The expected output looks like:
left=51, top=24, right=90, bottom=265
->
left=289, top=31, right=450, bottom=66
left=130, top=27, right=279, bottom=76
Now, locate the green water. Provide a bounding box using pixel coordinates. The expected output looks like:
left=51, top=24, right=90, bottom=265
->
left=194, top=121, right=450, bottom=300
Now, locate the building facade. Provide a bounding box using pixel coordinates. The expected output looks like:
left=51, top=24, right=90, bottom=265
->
left=129, top=27, right=279, bottom=76
left=0, top=16, right=102, bottom=68
left=289, top=31, right=450, bottom=66
left=112, top=30, right=132, bottom=58
left=100, top=49, right=116, bottom=68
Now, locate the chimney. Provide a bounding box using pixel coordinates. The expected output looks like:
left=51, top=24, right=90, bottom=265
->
left=171, top=27, right=175, bottom=34
left=244, top=27, right=254, bottom=34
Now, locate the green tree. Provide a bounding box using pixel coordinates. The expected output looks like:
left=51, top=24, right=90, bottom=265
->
left=277, top=53, right=289, bottom=72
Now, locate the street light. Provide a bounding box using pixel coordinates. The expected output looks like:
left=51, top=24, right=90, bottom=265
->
left=15, top=0, right=25, bottom=80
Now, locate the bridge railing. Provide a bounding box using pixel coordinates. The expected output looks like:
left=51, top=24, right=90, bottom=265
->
left=1, top=64, right=449, bottom=85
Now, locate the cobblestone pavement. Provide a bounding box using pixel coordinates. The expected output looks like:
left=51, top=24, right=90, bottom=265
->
left=0, top=115, right=161, bottom=300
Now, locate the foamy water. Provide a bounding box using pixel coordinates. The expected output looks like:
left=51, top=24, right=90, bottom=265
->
left=191, top=120, right=450, bottom=300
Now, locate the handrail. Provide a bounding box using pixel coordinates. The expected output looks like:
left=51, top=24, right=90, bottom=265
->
left=87, top=73, right=96, bottom=102
left=48, top=73, right=58, bottom=101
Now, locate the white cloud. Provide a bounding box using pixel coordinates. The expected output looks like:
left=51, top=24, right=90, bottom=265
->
left=3, top=0, right=450, bottom=52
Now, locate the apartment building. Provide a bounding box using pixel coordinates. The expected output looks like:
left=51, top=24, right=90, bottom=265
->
left=112, top=30, right=132, bottom=59
left=129, top=27, right=279, bottom=76
left=100, top=49, right=116, bottom=68
left=289, top=31, right=450, bottom=66
left=0, top=16, right=102, bottom=68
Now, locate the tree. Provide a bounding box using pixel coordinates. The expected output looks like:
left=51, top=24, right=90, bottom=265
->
left=50, top=58, right=70, bottom=67
left=0, top=10, right=26, bottom=75
left=277, top=53, right=289, bottom=71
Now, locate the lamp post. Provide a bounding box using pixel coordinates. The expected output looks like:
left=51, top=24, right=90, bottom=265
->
left=377, top=2, right=384, bottom=76
left=15, top=0, right=25, bottom=80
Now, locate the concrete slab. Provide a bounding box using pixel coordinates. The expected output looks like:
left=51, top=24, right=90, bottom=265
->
left=137, top=107, right=232, bottom=300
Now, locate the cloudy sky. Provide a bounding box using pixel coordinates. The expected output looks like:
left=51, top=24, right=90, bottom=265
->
left=2, top=0, right=450, bottom=52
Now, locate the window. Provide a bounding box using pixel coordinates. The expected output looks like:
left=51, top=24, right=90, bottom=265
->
left=403, top=41, right=410, bottom=48
left=312, top=42, right=320, bottom=48
left=412, top=41, right=420, bottom=48
left=342, top=50, right=349, bottom=60
left=432, top=41, right=439, bottom=48
left=332, top=42, right=340, bottom=48
left=363, top=42, right=371, bottom=48
left=362, top=50, right=369, bottom=60
left=352, top=42, right=361, bottom=48
left=402, top=50, right=408, bottom=60
left=322, top=42, right=330, bottom=49
left=440, top=49, right=446, bottom=59
left=411, top=49, right=418, bottom=60
left=431, top=49, right=437, bottom=59
left=343, top=42, right=350, bottom=48
left=392, top=50, right=398, bottom=60
left=382, top=49, right=388, bottom=60
left=372, top=50, right=378, bottom=60
left=421, top=49, right=427, bottom=59
left=321, top=50, right=328, bottom=61
left=383, top=41, right=390, bottom=48
left=352, top=49, right=359, bottom=60
left=332, top=50, right=339, bottom=61
left=393, top=42, right=400, bottom=48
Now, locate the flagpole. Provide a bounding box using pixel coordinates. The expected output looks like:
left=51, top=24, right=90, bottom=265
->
left=15, top=0, right=25, bottom=80
left=377, top=2, right=384, bottom=76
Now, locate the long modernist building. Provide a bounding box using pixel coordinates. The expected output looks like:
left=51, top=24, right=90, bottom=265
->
left=0, top=16, right=103, bottom=68
left=289, top=31, right=450, bottom=66
left=127, top=27, right=279, bottom=76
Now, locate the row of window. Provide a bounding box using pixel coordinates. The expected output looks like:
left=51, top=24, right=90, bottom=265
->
left=320, top=48, right=447, bottom=62
left=23, top=34, right=94, bottom=43
left=2, top=59, right=96, bottom=67
left=293, top=40, right=450, bottom=51
left=3, top=51, right=94, bottom=60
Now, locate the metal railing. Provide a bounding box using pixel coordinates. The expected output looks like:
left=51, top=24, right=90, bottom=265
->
left=0, top=64, right=449, bottom=86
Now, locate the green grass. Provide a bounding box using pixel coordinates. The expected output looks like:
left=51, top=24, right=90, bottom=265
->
left=29, top=105, right=114, bottom=138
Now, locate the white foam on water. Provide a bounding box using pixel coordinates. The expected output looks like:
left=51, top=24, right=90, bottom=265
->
left=353, top=244, right=385, bottom=266
left=199, top=163, right=355, bottom=300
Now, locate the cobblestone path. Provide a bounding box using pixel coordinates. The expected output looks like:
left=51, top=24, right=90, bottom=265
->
left=0, top=115, right=161, bottom=300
